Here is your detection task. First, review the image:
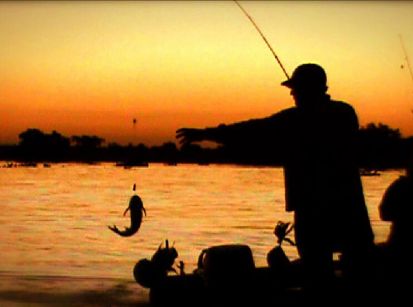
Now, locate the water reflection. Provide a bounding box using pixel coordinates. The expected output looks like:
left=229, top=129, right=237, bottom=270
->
left=0, top=163, right=401, bottom=278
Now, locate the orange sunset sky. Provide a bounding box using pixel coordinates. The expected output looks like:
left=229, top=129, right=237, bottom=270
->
left=1, top=1, right=413, bottom=146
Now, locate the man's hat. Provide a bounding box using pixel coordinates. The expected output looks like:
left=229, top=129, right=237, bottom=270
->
left=281, top=63, right=327, bottom=89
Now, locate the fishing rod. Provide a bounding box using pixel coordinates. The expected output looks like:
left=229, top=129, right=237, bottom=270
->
left=233, top=0, right=290, bottom=80
left=399, top=34, right=413, bottom=88
left=399, top=34, right=413, bottom=114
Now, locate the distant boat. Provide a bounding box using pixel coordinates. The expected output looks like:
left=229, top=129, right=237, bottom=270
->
left=164, top=161, right=178, bottom=166
left=2, top=162, right=17, bottom=168
left=115, top=160, right=149, bottom=169
left=18, top=162, right=37, bottom=168
left=360, top=169, right=380, bottom=176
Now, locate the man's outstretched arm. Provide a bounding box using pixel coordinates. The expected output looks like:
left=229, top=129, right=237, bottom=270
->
left=176, top=112, right=289, bottom=147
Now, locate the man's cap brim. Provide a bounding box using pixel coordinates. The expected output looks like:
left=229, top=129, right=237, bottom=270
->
left=281, top=79, right=293, bottom=88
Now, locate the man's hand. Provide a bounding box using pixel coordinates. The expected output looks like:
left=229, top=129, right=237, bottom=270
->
left=176, top=128, right=204, bottom=146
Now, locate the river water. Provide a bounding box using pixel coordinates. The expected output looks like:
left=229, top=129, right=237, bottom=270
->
left=0, top=163, right=402, bottom=305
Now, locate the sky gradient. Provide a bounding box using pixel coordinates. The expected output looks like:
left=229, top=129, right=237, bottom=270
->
left=1, top=1, right=413, bottom=145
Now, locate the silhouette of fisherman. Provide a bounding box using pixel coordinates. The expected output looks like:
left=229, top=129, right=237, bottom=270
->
left=176, top=63, right=375, bottom=296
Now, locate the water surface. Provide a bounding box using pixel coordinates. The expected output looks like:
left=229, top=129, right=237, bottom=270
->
left=0, top=163, right=401, bottom=304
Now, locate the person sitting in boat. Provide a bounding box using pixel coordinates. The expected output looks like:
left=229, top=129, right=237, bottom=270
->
left=177, top=63, right=375, bottom=296
left=376, top=151, right=413, bottom=301
left=378, top=152, right=413, bottom=264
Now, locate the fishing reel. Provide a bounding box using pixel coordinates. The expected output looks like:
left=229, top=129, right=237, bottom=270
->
left=274, top=221, right=295, bottom=246
left=133, top=239, right=182, bottom=288
left=267, top=221, right=295, bottom=271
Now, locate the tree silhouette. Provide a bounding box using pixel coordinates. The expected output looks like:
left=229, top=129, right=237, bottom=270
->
left=18, top=128, right=70, bottom=161
left=5, top=123, right=412, bottom=167
left=71, top=135, right=105, bottom=149
left=71, top=135, right=105, bottom=162
left=359, top=123, right=404, bottom=169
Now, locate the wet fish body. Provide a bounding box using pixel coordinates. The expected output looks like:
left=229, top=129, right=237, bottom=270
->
left=108, top=194, right=146, bottom=237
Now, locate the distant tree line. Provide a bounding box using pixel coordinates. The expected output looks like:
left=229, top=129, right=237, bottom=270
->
left=357, top=123, right=412, bottom=169
left=0, top=123, right=412, bottom=169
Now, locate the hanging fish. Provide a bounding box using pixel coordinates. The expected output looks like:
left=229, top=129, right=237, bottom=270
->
left=108, top=185, right=146, bottom=237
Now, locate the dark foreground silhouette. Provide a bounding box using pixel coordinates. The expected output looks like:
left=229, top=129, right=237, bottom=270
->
left=132, top=222, right=385, bottom=307
left=374, top=152, right=413, bottom=304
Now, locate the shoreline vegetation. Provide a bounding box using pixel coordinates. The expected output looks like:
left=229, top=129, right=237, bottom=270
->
left=1, top=123, right=412, bottom=169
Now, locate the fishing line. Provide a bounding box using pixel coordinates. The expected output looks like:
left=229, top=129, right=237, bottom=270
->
left=399, top=34, right=413, bottom=114
left=399, top=34, right=413, bottom=87
left=234, top=0, right=290, bottom=80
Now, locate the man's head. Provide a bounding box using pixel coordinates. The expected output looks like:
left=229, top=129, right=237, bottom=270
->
left=281, top=63, right=328, bottom=107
